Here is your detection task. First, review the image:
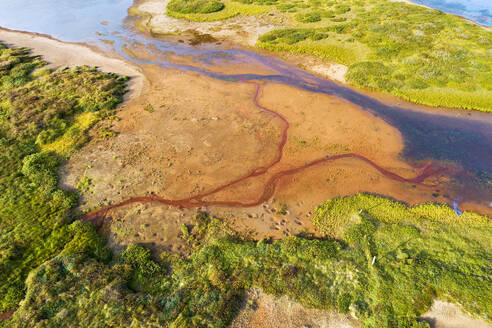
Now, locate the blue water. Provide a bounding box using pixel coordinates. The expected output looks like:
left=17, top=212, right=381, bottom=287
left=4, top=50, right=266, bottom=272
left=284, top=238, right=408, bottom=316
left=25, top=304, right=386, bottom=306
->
left=0, top=0, right=132, bottom=41
left=411, top=0, right=492, bottom=26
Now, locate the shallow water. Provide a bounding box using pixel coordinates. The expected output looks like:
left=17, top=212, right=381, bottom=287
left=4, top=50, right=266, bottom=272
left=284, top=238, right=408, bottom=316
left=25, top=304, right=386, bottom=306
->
left=0, top=0, right=133, bottom=41
left=411, top=0, right=492, bottom=27
left=0, top=0, right=491, bottom=209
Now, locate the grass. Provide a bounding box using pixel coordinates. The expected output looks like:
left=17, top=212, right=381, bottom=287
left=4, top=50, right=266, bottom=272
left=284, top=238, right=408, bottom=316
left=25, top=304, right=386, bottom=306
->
left=1, top=42, right=491, bottom=328
left=167, top=0, right=225, bottom=14
left=0, top=43, right=127, bottom=313
left=7, top=196, right=491, bottom=327
left=166, top=0, right=269, bottom=21
left=154, top=0, right=492, bottom=111
left=41, top=112, right=100, bottom=156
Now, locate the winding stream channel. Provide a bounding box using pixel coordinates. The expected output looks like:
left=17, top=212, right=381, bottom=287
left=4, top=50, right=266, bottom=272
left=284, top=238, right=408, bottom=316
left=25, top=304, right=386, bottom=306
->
left=0, top=0, right=491, bottom=214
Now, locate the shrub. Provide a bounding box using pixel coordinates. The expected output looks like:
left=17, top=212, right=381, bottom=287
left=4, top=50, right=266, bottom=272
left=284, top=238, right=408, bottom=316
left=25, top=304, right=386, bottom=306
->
left=295, top=11, right=322, bottom=23
left=168, top=0, right=225, bottom=14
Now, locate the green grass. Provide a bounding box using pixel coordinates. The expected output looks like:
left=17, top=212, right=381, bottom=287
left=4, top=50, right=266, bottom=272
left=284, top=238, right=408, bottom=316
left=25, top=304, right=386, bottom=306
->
left=0, top=43, right=127, bottom=313
left=1, top=42, right=491, bottom=328
left=166, top=0, right=269, bottom=21
left=168, top=0, right=225, bottom=14
left=157, top=0, right=492, bottom=111
left=7, top=196, right=491, bottom=327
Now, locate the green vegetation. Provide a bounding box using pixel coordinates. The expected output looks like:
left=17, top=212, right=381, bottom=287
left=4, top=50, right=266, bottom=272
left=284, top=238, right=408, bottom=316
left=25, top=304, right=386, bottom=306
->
left=1, top=43, right=491, bottom=328
left=160, top=0, right=492, bottom=111
left=165, top=0, right=269, bottom=21
left=7, top=195, right=491, bottom=327
left=0, top=43, right=127, bottom=313
left=144, top=103, right=154, bottom=113
left=168, top=0, right=225, bottom=14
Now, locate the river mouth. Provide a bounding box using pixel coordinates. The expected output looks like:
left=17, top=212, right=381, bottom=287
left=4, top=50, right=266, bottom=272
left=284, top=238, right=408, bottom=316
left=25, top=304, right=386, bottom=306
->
left=0, top=0, right=491, bottom=222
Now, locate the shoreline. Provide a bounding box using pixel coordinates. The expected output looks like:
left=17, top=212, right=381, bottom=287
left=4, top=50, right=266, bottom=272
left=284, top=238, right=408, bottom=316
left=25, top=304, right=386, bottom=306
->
left=0, top=27, right=145, bottom=100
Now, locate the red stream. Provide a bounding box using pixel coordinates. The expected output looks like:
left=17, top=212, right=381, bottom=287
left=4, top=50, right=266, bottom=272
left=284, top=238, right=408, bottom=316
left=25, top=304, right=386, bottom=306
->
left=83, top=82, right=445, bottom=222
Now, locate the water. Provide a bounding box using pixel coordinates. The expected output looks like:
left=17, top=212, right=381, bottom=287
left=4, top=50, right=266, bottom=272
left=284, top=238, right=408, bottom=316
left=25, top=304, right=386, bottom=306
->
left=0, top=0, right=132, bottom=41
left=411, top=0, right=492, bottom=26
left=0, top=0, right=491, bottom=207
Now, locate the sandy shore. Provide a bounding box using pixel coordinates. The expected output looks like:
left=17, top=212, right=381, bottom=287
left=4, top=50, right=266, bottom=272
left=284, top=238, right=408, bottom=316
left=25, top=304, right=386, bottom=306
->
left=421, top=300, right=492, bottom=328
left=0, top=27, right=145, bottom=99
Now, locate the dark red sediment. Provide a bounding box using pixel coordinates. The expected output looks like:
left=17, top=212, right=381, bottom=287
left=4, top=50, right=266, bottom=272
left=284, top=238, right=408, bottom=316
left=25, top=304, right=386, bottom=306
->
left=0, top=309, right=15, bottom=322
left=82, top=82, right=446, bottom=223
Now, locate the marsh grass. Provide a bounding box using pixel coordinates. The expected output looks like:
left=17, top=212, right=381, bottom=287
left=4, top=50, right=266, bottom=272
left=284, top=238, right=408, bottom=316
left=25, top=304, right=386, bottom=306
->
left=0, top=44, right=127, bottom=313
left=9, top=196, right=492, bottom=327
left=167, top=0, right=269, bottom=21
left=161, top=0, right=492, bottom=111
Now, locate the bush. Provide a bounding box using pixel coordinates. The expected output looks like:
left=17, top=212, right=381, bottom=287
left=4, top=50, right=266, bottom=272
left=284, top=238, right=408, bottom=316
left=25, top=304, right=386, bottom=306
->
left=168, top=0, right=225, bottom=14
left=0, top=44, right=128, bottom=312
left=295, top=11, right=322, bottom=23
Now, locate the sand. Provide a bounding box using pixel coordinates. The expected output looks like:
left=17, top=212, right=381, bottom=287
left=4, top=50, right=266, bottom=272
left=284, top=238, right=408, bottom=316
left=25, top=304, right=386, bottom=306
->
left=231, top=288, right=360, bottom=328
left=0, top=28, right=145, bottom=99
left=133, top=0, right=280, bottom=46
left=420, top=300, right=492, bottom=328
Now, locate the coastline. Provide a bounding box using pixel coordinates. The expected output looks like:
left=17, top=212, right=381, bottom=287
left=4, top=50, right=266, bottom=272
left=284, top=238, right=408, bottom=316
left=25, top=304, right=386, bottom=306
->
left=0, top=27, right=145, bottom=99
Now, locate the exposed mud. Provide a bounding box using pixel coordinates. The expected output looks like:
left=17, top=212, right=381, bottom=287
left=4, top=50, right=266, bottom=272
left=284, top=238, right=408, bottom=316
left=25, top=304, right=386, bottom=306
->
left=57, top=58, right=465, bottom=247
left=420, top=300, right=492, bottom=328
left=231, top=288, right=360, bottom=328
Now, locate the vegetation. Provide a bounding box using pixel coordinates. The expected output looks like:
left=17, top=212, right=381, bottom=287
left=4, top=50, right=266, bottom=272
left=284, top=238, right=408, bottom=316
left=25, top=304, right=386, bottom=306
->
left=1, top=43, right=491, bottom=328
left=0, top=43, right=127, bottom=313
left=167, top=0, right=225, bottom=14
left=165, top=0, right=269, bottom=21
left=7, top=195, right=491, bottom=327
left=160, top=0, right=492, bottom=111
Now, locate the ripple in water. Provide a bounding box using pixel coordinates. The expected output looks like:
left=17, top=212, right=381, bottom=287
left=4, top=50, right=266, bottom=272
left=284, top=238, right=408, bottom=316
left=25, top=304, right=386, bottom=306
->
left=411, top=0, right=492, bottom=26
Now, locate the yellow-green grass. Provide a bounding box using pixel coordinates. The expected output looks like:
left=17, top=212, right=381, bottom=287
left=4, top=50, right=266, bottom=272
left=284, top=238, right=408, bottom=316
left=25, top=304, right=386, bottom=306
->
left=157, top=0, right=492, bottom=111
left=41, top=112, right=100, bottom=157
left=313, top=193, right=489, bottom=239
left=393, top=88, right=492, bottom=111
left=258, top=38, right=368, bottom=65
left=166, top=0, right=270, bottom=21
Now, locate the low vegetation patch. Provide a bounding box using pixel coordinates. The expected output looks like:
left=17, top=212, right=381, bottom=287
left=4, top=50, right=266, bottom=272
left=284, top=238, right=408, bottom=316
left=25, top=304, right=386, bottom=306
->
left=168, top=0, right=225, bottom=14
left=161, top=0, right=492, bottom=111
left=7, top=195, right=491, bottom=327
left=0, top=43, right=127, bottom=313
left=166, top=0, right=269, bottom=21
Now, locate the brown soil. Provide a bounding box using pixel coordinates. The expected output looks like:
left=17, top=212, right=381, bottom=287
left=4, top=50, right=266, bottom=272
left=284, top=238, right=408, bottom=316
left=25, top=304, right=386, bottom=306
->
left=420, top=300, right=492, bottom=328
left=231, top=288, right=361, bottom=328
left=0, top=309, right=15, bottom=322
left=60, top=54, right=455, bottom=247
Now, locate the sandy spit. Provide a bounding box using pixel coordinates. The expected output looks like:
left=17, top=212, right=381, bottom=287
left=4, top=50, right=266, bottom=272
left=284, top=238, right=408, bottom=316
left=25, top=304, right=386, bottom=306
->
left=0, top=27, right=145, bottom=99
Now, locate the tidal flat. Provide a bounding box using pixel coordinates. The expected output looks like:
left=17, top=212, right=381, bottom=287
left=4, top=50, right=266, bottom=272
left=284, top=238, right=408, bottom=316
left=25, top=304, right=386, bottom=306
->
left=0, top=0, right=491, bottom=327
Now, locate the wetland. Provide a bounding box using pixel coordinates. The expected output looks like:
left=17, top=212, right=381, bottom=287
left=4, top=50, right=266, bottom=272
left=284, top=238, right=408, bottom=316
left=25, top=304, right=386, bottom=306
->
left=0, top=0, right=491, bottom=327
